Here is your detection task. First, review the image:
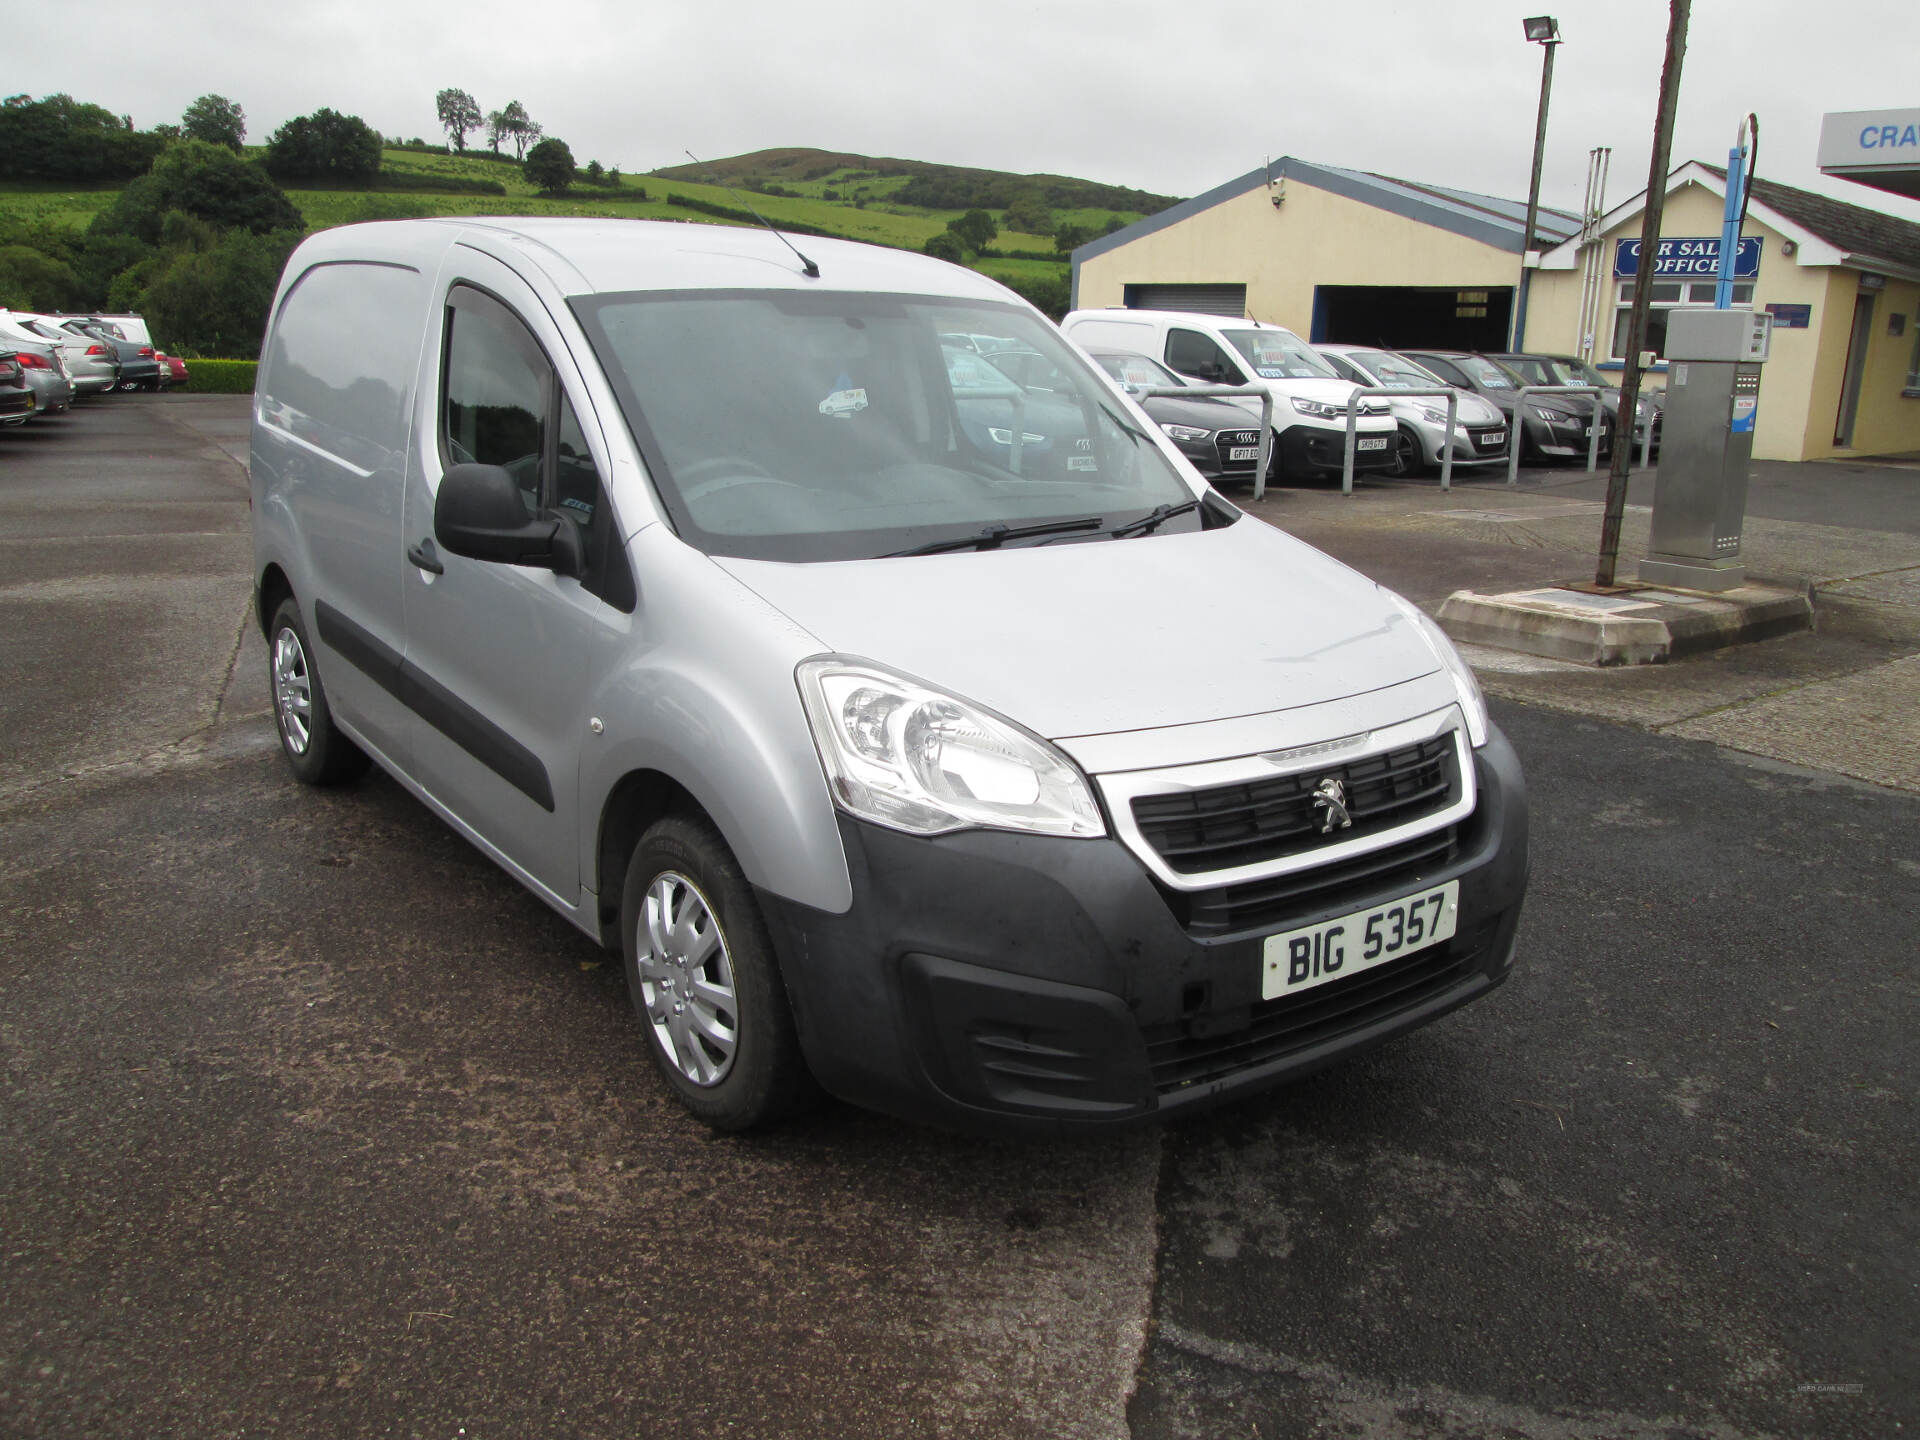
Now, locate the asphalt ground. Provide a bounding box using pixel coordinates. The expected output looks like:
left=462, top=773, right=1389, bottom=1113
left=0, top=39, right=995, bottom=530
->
left=3, top=397, right=1914, bottom=1438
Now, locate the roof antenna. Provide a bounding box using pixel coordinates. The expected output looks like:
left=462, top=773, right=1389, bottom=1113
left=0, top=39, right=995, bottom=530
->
left=682, top=149, right=820, bottom=278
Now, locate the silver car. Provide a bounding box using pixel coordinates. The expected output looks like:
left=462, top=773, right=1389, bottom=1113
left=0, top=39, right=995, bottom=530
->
left=1317, top=344, right=1510, bottom=476
left=12, top=313, right=118, bottom=395
left=250, top=219, right=1529, bottom=1134
left=0, top=323, right=73, bottom=417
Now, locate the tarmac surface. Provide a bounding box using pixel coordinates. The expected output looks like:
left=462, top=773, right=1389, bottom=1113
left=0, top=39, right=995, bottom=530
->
left=3, top=396, right=1914, bottom=1438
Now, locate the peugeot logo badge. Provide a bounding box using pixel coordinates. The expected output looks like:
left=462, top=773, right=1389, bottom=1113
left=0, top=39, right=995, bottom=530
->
left=1311, top=777, right=1353, bottom=834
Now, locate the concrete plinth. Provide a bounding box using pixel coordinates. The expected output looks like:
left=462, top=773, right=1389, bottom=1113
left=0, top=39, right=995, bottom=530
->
left=1436, top=581, right=1814, bottom=667
left=1637, top=556, right=1748, bottom=592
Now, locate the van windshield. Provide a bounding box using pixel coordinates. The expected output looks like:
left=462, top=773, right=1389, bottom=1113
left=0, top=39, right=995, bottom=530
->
left=571, top=291, right=1198, bottom=562
left=1220, top=328, right=1337, bottom=380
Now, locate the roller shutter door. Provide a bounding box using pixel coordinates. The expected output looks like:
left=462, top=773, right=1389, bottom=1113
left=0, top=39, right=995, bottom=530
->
left=1123, top=283, right=1248, bottom=317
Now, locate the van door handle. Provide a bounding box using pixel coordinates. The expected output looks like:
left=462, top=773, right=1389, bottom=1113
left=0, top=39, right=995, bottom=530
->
left=406, top=538, right=445, bottom=574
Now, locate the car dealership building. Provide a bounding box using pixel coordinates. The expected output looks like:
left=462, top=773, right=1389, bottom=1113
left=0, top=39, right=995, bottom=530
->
left=1072, top=147, right=1920, bottom=462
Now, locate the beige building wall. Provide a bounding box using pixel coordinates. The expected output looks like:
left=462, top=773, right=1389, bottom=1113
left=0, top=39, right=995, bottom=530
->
left=1074, top=181, right=1521, bottom=331
left=1524, top=180, right=1920, bottom=461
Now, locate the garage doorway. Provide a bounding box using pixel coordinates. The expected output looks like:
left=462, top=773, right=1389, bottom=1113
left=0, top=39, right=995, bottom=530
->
left=1834, top=292, right=1875, bottom=448
left=1122, top=283, right=1248, bottom=317
left=1311, top=285, right=1515, bottom=351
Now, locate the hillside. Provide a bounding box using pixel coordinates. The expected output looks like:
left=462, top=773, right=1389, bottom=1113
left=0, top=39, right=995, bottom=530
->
left=650, top=147, right=1178, bottom=217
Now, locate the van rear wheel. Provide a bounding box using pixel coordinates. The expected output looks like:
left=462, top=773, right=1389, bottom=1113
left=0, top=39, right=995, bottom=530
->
left=267, top=598, right=371, bottom=786
left=620, top=814, right=815, bottom=1131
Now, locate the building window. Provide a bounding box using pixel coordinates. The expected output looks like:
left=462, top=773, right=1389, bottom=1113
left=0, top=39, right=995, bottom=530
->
left=1905, top=321, right=1920, bottom=397
left=1611, top=279, right=1755, bottom=361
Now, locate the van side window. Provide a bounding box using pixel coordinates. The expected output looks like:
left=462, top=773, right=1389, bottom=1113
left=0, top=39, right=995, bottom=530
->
left=1165, top=329, right=1244, bottom=385
left=443, top=288, right=552, bottom=517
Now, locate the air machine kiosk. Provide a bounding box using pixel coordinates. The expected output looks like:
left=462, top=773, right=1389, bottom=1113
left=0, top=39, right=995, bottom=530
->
left=1637, top=306, right=1773, bottom=592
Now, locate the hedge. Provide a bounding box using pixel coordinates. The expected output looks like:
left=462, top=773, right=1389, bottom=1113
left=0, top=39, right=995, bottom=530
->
left=180, top=359, right=258, bottom=394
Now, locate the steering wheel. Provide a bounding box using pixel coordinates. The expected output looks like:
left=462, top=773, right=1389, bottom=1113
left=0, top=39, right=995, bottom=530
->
left=677, top=455, right=805, bottom=503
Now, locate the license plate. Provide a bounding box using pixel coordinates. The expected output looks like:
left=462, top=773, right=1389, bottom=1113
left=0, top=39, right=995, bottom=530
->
left=1358, top=436, right=1389, bottom=451
left=1477, top=432, right=1504, bottom=448
left=1228, top=446, right=1259, bottom=461
left=1261, top=881, right=1460, bottom=1000
left=1582, top=425, right=1593, bottom=437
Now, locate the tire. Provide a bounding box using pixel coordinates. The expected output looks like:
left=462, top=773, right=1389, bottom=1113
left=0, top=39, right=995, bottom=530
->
left=620, top=814, right=816, bottom=1131
left=267, top=597, right=371, bottom=786
left=1388, top=426, right=1428, bottom=478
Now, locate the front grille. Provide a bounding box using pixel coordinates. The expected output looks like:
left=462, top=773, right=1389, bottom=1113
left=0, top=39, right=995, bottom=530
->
left=1131, top=734, right=1457, bottom=876
left=1174, top=826, right=1459, bottom=937
left=1359, top=399, right=1391, bottom=417
left=1144, top=934, right=1479, bottom=1094
left=1214, top=429, right=1261, bottom=471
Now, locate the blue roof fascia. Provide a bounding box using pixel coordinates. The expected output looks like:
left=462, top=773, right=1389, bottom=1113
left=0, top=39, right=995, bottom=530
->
left=1072, top=156, right=1581, bottom=267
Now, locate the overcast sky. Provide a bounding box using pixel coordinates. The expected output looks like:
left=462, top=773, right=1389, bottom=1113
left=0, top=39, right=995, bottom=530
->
left=17, top=0, right=1920, bottom=223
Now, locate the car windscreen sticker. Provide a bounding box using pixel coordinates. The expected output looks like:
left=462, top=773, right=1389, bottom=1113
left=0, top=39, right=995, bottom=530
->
left=1256, top=367, right=1287, bottom=379
left=819, top=369, right=869, bottom=419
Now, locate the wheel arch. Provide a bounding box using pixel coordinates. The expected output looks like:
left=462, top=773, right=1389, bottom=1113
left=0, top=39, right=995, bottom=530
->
left=594, top=768, right=709, bottom=943
left=257, top=562, right=294, bottom=637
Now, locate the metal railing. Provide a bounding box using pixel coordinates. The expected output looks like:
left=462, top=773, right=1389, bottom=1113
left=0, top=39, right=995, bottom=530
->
left=1340, top=388, right=1459, bottom=495
left=1139, top=386, right=1276, bottom=500
left=1507, top=384, right=1604, bottom=484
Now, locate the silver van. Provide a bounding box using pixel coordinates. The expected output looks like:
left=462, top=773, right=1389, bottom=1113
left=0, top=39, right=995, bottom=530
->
left=251, top=219, right=1528, bottom=1133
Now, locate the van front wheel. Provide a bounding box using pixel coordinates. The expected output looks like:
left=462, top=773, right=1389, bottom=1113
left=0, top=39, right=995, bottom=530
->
left=620, top=815, right=815, bottom=1131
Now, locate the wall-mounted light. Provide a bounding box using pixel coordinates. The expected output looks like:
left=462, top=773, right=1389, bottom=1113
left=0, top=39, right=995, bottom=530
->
left=1781, top=238, right=1798, bottom=256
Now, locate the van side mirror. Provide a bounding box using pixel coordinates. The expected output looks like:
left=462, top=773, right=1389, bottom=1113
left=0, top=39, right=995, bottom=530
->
left=434, top=463, right=586, bottom=579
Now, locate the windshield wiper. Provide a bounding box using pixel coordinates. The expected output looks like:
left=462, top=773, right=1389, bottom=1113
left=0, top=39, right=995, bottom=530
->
left=1106, top=499, right=1200, bottom=539
left=885, top=516, right=1105, bottom=557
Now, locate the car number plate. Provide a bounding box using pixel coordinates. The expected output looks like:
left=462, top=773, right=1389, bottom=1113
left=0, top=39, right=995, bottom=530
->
left=1228, top=446, right=1259, bottom=461
left=1357, top=436, right=1389, bottom=451
left=1477, top=431, right=1504, bottom=448
left=1261, top=881, right=1460, bottom=1000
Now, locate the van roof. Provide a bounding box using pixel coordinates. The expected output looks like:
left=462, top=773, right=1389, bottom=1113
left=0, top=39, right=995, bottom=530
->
left=295, top=217, right=1023, bottom=305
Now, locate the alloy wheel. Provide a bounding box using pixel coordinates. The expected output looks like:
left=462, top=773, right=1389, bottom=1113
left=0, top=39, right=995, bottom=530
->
left=271, top=626, right=314, bottom=754
left=636, top=872, right=739, bottom=1087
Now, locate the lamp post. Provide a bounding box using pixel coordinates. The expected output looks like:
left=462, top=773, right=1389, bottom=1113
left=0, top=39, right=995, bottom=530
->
left=1511, top=15, right=1562, bottom=351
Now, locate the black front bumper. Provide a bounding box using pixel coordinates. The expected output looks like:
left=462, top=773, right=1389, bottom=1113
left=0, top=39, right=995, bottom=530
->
left=1278, top=423, right=1399, bottom=477
left=757, top=726, right=1529, bottom=1134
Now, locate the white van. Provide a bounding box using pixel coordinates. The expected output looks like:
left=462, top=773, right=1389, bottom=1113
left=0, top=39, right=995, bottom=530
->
left=1061, top=309, right=1398, bottom=480
left=250, top=218, right=1528, bottom=1133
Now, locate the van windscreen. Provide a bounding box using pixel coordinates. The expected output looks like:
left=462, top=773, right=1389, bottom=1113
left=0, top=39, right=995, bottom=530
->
left=571, top=291, right=1198, bottom=562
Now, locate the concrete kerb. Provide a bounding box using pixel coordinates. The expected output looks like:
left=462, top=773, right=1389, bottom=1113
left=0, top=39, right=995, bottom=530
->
left=1436, top=581, right=1815, bottom=666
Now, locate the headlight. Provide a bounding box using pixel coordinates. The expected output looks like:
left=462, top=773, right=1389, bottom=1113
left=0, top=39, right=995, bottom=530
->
left=1530, top=405, right=1572, bottom=422
left=1290, top=397, right=1347, bottom=420
left=1418, top=406, right=1448, bottom=425
left=796, top=657, right=1105, bottom=838
left=1385, top=594, right=1489, bottom=748
left=1160, top=423, right=1211, bottom=442
left=987, top=427, right=1046, bottom=445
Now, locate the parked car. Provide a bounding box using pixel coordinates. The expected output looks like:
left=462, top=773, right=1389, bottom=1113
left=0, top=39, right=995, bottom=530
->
left=251, top=218, right=1528, bottom=1134
left=70, top=311, right=153, bottom=348
left=1081, top=349, right=1266, bottom=483
left=0, top=321, right=74, bottom=417
left=1061, top=309, right=1397, bottom=480
left=1317, top=344, right=1509, bottom=476
left=940, top=343, right=1090, bottom=479
left=1400, top=350, right=1610, bottom=464
left=8, top=311, right=118, bottom=395
left=62, top=320, right=160, bottom=391
left=1494, top=352, right=1661, bottom=456
left=0, top=354, right=37, bottom=425
left=161, top=353, right=189, bottom=386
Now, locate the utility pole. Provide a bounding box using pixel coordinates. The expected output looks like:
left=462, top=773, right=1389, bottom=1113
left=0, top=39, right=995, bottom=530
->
left=1512, top=17, right=1563, bottom=350
left=1596, top=0, right=1690, bottom=588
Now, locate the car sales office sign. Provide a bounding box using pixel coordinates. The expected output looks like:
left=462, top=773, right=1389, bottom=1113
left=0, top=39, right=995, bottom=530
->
left=1614, top=237, right=1762, bottom=279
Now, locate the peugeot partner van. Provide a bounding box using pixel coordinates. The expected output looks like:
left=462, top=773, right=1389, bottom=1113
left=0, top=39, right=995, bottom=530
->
left=1060, top=309, right=1398, bottom=480
left=251, top=219, right=1528, bottom=1134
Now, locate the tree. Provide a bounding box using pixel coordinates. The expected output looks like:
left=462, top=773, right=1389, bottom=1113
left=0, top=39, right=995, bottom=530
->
left=923, top=232, right=964, bottom=263
left=0, top=244, right=83, bottom=310
left=136, top=226, right=304, bottom=357
left=435, top=88, right=481, bottom=153
left=1002, top=192, right=1051, bottom=236
left=181, top=94, right=245, bottom=151
left=524, top=137, right=575, bottom=196
left=94, top=140, right=304, bottom=245
left=0, top=92, right=167, bottom=182
left=488, top=100, right=539, bottom=161
left=583, top=159, right=604, bottom=185
left=947, top=209, right=997, bottom=252
left=607, top=166, right=621, bottom=186
left=263, top=109, right=381, bottom=183
left=1053, top=223, right=1091, bottom=255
